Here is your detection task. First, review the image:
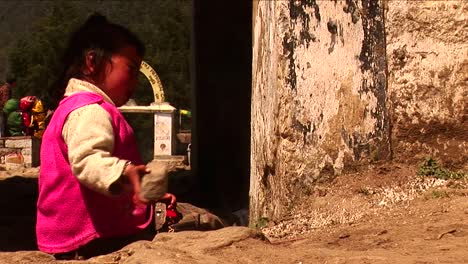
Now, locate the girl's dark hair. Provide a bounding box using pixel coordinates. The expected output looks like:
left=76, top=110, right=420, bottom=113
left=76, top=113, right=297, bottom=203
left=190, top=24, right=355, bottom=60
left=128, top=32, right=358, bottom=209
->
left=50, top=13, right=145, bottom=109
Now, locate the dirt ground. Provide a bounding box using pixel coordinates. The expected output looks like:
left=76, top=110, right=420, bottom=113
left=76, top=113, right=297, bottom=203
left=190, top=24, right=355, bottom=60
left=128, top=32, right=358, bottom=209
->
left=0, top=162, right=467, bottom=263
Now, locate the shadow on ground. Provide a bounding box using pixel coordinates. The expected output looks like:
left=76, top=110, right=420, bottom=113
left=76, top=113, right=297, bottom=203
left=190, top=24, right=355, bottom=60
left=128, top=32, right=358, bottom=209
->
left=0, top=176, right=38, bottom=251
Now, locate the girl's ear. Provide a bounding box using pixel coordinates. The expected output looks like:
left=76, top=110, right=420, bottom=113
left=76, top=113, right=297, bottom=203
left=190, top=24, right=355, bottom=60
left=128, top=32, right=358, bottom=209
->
left=84, top=50, right=97, bottom=75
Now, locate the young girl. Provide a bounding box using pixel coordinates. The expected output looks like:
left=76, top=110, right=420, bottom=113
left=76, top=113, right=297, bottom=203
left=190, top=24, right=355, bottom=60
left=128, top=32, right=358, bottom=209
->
left=36, top=14, right=175, bottom=259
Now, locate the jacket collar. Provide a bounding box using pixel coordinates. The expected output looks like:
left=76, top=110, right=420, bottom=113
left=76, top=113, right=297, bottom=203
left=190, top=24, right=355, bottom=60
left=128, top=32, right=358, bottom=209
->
left=64, top=78, right=115, bottom=106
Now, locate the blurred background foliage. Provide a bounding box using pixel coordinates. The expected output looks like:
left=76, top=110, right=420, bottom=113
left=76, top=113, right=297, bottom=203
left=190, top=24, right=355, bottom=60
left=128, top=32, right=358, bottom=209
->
left=1, top=0, right=192, bottom=162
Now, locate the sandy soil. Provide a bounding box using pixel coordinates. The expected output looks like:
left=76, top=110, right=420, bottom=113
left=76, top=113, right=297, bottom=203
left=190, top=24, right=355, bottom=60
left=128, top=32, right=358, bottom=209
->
left=0, top=163, right=467, bottom=263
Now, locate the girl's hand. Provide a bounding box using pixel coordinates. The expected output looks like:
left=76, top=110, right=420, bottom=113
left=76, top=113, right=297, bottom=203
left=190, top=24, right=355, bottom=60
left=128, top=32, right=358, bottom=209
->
left=157, top=193, right=177, bottom=209
left=123, top=163, right=150, bottom=202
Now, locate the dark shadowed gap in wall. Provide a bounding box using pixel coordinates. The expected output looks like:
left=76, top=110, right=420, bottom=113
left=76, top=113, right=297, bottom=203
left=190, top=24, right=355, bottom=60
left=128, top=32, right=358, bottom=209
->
left=0, top=176, right=38, bottom=251
left=191, top=1, right=252, bottom=214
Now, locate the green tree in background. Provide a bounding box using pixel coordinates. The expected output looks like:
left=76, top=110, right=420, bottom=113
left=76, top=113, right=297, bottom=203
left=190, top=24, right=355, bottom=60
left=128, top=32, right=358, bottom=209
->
left=8, top=0, right=192, bottom=162
left=9, top=0, right=191, bottom=110
left=9, top=2, right=82, bottom=108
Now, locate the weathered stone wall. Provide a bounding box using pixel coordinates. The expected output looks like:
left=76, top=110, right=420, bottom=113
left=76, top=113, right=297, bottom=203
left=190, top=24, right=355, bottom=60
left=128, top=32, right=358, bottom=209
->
left=251, top=0, right=389, bottom=221
left=0, top=136, right=41, bottom=168
left=386, top=1, right=467, bottom=170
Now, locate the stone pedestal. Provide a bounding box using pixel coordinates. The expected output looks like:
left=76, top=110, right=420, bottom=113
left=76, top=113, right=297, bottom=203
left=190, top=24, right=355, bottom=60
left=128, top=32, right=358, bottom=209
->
left=119, top=102, right=177, bottom=158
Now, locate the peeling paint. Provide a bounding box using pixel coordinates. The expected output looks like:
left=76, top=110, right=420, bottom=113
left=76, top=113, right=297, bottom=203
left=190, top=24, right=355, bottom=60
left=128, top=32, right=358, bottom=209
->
left=343, top=0, right=360, bottom=24
left=283, top=0, right=322, bottom=90
left=357, top=0, right=389, bottom=160
left=290, top=0, right=320, bottom=46
left=327, top=20, right=338, bottom=53
left=283, top=35, right=297, bottom=90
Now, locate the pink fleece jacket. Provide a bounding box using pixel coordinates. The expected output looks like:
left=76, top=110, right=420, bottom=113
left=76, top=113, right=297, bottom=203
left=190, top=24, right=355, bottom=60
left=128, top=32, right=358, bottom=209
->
left=36, top=92, right=152, bottom=253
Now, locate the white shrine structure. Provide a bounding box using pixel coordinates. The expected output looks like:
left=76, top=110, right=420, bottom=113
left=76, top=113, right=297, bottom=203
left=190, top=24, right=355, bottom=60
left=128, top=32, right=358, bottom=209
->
left=118, top=61, right=187, bottom=163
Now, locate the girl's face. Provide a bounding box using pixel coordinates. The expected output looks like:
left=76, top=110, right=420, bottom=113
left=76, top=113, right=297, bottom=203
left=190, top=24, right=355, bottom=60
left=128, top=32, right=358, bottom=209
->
left=100, top=45, right=142, bottom=106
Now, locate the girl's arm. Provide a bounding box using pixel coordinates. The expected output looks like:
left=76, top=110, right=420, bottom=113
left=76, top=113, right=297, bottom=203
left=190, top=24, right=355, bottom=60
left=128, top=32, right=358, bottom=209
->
left=63, top=104, right=137, bottom=196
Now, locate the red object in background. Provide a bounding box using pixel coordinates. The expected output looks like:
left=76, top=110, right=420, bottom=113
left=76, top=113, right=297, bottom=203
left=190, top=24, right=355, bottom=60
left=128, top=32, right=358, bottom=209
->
left=21, top=112, right=31, bottom=127
left=19, top=96, right=37, bottom=111
left=21, top=111, right=33, bottom=135
left=19, top=96, right=38, bottom=136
